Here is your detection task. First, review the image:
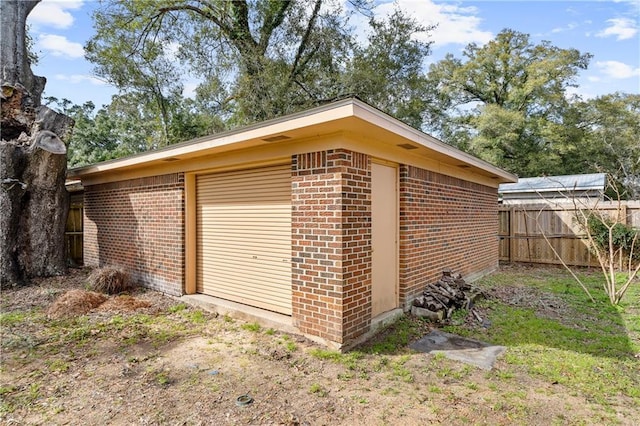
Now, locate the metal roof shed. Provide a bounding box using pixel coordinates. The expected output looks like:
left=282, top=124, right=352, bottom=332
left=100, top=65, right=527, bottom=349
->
left=499, top=173, right=606, bottom=204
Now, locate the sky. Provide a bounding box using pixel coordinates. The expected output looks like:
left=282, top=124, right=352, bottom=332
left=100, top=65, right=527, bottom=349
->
left=27, top=0, right=640, bottom=109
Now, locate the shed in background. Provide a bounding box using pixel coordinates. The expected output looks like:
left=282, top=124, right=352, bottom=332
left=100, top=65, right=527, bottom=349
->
left=499, top=173, right=606, bottom=204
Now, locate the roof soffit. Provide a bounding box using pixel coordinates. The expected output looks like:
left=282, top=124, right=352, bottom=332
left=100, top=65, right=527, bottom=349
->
left=68, top=99, right=516, bottom=183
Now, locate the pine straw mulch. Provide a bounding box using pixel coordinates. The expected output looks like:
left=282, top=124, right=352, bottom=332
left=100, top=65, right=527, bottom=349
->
left=47, top=289, right=108, bottom=319
left=2, top=267, right=177, bottom=319
left=47, top=291, right=154, bottom=319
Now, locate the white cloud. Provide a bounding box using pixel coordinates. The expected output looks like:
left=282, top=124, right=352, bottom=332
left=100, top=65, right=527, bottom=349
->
left=38, top=34, right=84, bottom=58
left=596, top=18, right=638, bottom=40
left=372, top=0, right=493, bottom=48
left=28, top=0, right=84, bottom=30
left=551, top=23, right=577, bottom=34
left=54, top=74, right=106, bottom=85
left=596, top=60, right=640, bottom=79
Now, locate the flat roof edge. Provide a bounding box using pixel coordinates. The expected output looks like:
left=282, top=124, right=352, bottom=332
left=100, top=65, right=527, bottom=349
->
left=350, top=101, right=517, bottom=182
left=68, top=98, right=516, bottom=183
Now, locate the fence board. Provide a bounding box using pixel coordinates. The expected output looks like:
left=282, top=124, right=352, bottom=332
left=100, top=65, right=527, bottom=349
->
left=498, top=201, right=640, bottom=267
left=65, top=202, right=83, bottom=266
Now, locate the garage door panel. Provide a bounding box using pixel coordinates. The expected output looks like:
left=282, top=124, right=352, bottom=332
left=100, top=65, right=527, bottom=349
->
left=196, top=164, right=292, bottom=315
left=198, top=194, right=290, bottom=203
left=198, top=245, right=291, bottom=259
left=198, top=262, right=291, bottom=285
left=198, top=233, right=290, bottom=244
left=196, top=271, right=291, bottom=312
left=199, top=253, right=291, bottom=272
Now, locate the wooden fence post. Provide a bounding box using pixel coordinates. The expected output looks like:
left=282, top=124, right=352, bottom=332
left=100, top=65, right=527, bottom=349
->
left=509, top=207, right=515, bottom=263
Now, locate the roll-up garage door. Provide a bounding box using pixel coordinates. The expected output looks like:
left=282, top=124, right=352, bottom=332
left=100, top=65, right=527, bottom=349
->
left=196, top=164, right=292, bottom=315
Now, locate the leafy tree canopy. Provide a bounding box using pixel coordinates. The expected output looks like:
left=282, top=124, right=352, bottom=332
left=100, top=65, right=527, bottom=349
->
left=425, top=29, right=592, bottom=176
left=86, top=0, right=431, bottom=126
left=69, top=10, right=637, bottom=197
left=73, top=0, right=432, bottom=166
left=577, top=93, right=640, bottom=199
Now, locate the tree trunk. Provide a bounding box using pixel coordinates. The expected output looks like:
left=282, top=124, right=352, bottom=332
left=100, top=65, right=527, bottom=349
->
left=1, top=0, right=74, bottom=288
left=0, top=0, right=46, bottom=105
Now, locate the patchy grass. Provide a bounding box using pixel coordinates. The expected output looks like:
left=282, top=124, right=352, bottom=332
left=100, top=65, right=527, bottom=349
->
left=1, top=265, right=638, bottom=425
left=240, top=322, right=261, bottom=333
left=308, top=382, right=328, bottom=397
left=360, top=316, right=431, bottom=354
left=442, top=265, right=640, bottom=407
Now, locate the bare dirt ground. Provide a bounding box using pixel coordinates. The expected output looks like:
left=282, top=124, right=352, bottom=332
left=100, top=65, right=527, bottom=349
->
left=1, top=266, right=637, bottom=425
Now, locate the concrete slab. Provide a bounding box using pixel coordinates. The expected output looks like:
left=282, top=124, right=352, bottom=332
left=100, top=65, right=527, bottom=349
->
left=180, top=294, right=296, bottom=333
left=410, top=329, right=506, bottom=370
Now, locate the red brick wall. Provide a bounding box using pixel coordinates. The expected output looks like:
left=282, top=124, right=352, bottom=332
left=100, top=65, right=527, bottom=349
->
left=84, top=173, right=184, bottom=296
left=399, top=165, right=498, bottom=306
left=291, top=150, right=371, bottom=345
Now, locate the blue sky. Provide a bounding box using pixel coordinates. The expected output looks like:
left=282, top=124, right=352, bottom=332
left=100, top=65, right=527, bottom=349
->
left=28, top=0, right=639, bottom=109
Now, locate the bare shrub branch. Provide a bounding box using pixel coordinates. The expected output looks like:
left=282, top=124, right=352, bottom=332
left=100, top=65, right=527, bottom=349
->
left=529, top=175, right=638, bottom=305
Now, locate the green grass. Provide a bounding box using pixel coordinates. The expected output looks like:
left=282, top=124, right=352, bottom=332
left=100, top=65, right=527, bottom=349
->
left=360, top=316, right=430, bottom=354
left=3, top=265, right=637, bottom=422
left=389, top=355, right=413, bottom=382
left=168, top=303, right=188, bottom=313
left=241, top=322, right=261, bottom=332
left=308, top=382, right=328, bottom=396
left=0, top=311, right=31, bottom=327
left=442, top=267, right=640, bottom=406
left=356, top=266, right=639, bottom=410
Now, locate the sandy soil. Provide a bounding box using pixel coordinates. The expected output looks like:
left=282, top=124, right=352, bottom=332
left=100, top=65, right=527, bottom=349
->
left=0, top=266, right=636, bottom=425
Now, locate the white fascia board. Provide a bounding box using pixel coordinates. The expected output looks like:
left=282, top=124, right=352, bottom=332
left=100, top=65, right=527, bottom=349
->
left=68, top=100, right=356, bottom=178
left=351, top=100, right=517, bottom=182
left=69, top=98, right=516, bottom=183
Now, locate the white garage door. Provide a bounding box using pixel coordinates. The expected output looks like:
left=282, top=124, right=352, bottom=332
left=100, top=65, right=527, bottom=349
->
left=196, top=164, right=292, bottom=315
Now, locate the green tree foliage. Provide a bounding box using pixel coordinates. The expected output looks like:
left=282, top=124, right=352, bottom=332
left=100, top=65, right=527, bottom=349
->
left=45, top=96, right=145, bottom=166
left=425, top=29, right=592, bottom=176
left=345, top=9, right=433, bottom=128
left=587, top=214, right=639, bottom=261
left=45, top=95, right=218, bottom=167
left=86, top=0, right=347, bottom=125
left=85, top=0, right=431, bottom=129
left=576, top=93, right=640, bottom=199
left=63, top=1, right=432, bottom=167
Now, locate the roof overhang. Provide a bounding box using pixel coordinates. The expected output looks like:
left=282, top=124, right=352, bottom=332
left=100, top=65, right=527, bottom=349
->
left=68, top=98, right=517, bottom=184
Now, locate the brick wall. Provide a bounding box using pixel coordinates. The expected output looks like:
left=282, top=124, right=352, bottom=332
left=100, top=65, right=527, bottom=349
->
left=84, top=173, right=185, bottom=296
left=399, top=165, right=498, bottom=306
left=291, top=150, right=371, bottom=345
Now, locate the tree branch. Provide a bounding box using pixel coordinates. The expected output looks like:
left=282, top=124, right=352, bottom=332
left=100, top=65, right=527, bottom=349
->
left=258, top=0, right=292, bottom=54
left=289, top=0, right=322, bottom=82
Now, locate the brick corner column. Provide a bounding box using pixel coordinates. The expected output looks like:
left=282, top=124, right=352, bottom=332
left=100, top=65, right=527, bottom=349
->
left=291, top=150, right=371, bottom=347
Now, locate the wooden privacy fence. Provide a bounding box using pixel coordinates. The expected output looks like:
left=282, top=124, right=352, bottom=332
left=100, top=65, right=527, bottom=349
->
left=498, top=201, right=640, bottom=267
left=65, top=194, right=83, bottom=266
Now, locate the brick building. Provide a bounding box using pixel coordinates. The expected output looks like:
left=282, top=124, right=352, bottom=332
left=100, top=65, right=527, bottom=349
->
left=69, top=99, right=516, bottom=349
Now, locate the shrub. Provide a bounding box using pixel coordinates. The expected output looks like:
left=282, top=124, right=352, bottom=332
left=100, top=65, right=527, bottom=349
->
left=587, top=214, right=639, bottom=261
left=88, top=266, right=133, bottom=295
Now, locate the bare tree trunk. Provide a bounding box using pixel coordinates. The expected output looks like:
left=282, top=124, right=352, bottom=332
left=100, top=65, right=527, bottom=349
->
left=0, top=0, right=46, bottom=105
left=1, top=0, right=74, bottom=287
